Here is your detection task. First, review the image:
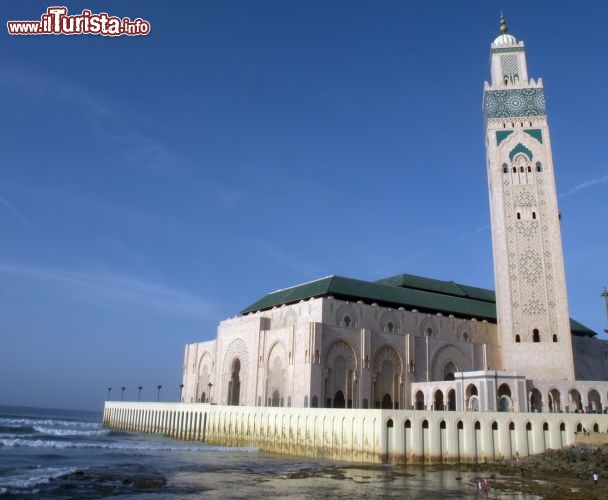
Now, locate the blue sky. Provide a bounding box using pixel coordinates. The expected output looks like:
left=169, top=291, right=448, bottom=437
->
left=1, top=1, right=607, bottom=411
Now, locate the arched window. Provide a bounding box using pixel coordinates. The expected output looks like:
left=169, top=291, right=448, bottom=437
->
left=532, top=212, right=537, bottom=220
left=503, top=164, right=508, bottom=173
left=520, top=166, right=524, bottom=173
left=553, top=334, right=558, bottom=343
left=527, top=166, right=532, bottom=172
left=536, top=162, right=543, bottom=172
left=386, top=322, right=394, bottom=333
left=517, top=212, right=521, bottom=220
left=515, top=334, right=521, bottom=343
left=512, top=166, right=517, bottom=173
left=343, top=315, right=351, bottom=327
left=533, top=329, right=540, bottom=342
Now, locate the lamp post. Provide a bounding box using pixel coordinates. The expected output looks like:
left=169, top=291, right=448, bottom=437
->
left=157, top=385, right=162, bottom=402
left=208, top=382, right=212, bottom=404
left=121, top=386, right=126, bottom=401
left=602, top=287, right=608, bottom=334
left=107, top=386, right=112, bottom=401
left=179, top=383, right=184, bottom=402
left=138, top=386, right=143, bottom=401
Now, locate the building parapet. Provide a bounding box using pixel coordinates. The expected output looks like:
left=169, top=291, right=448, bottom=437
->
left=103, top=402, right=608, bottom=465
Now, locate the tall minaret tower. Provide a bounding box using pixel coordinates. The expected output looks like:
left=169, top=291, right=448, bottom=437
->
left=483, top=16, right=575, bottom=381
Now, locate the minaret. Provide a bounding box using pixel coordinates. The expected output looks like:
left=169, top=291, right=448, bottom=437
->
left=483, top=16, right=575, bottom=381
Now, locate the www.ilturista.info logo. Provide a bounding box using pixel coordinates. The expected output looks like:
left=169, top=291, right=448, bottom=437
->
left=7, top=7, right=151, bottom=36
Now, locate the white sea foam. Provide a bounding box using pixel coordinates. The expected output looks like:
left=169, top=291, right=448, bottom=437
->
left=32, top=425, right=109, bottom=437
left=0, top=417, right=100, bottom=430
left=0, top=437, right=258, bottom=453
left=0, top=466, right=77, bottom=490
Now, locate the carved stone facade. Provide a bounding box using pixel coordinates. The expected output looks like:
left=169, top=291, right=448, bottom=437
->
left=182, top=18, right=608, bottom=414
left=484, top=19, right=575, bottom=382
left=182, top=296, right=500, bottom=410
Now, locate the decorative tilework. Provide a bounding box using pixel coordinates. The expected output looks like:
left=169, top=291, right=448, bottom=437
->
left=509, top=143, right=533, bottom=161
left=496, top=130, right=513, bottom=145
left=500, top=54, right=520, bottom=80
left=524, top=129, right=543, bottom=143
left=491, top=47, right=525, bottom=54
left=484, top=88, right=546, bottom=118
left=514, top=188, right=536, bottom=207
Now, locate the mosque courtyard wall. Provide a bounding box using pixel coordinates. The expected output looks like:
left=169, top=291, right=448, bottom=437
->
left=103, top=401, right=608, bottom=464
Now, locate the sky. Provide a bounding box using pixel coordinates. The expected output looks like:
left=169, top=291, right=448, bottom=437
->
left=1, top=1, right=607, bottom=412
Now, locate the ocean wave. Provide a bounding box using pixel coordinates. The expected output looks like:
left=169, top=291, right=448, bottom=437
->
left=32, top=426, right=110, bottom=437
left=0, top=417, right=101, bottom=431
left=0, top=425, right=35, bottom=435
left=0, top=466, right=77, bottom=490
left=0, top=438, right=258, bottom=453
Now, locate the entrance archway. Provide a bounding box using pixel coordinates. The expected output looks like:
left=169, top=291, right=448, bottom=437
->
left=447, top=388, right=456, bottom=411
left=415, top=390, right=425, bottom=410
left=530, top=388, right=542, bottom=412
left=228, top=358, right=241, bottom=406
left=434, top=390, right=444, bottom=411
left=466, top=384, right=478, bottom=411
left=498, top=383, right=512, bottom=412
left=569, top=389, right=582, bottom=412
left=334, top=390, right=346, bottom=408
left=549, top=388, right=562, bottom=412
left=381, top=393, right=393, bottom=409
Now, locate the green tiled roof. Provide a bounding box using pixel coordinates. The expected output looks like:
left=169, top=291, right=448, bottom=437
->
left=240, top=273, right=597, bottom=337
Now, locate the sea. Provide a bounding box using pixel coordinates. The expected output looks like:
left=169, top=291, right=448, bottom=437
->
left=0, top=405, right=539, bottom=499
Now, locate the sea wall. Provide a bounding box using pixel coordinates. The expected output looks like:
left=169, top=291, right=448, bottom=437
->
left=103, top=402, right=608, bottom=464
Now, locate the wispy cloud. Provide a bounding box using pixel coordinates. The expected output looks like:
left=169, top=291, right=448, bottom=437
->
left=1, top=68, right=178, bottom=173
left=560, top=174, right=608, bottom=198
left=255, top=242, right=317, bottom=277
left=0, top=195, right=32, bottom=231
left=0, top=262, right=212, bottom=319
left=213, top=186, right=244, bottom=207
left=457, top=224, right=490, bottom=242
left=0, top=71, right=110, bottom=118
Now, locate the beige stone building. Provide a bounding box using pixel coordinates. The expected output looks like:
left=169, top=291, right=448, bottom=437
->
left=182, top=17, right=608, bottom=415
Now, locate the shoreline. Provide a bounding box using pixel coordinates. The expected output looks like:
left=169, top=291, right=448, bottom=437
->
left=457, top=443, right=608, bottom=499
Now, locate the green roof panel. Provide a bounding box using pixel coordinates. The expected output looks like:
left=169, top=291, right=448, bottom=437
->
left=240, top=272, right=597, bottom=337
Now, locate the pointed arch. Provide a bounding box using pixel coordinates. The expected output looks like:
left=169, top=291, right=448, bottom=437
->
left=372, top=345, right=403, bottom=409
left=267, top=341, right=287, bottom=407
left=325, top=340, right=359, bottom=408
left=222, top=338, right=249, bottom=406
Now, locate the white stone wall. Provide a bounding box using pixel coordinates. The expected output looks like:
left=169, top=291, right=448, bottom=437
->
left=103, top=401, right=608, bottom=464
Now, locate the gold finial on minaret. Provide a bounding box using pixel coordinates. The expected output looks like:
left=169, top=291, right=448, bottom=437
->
left=500, top=12, right=508, bottom=34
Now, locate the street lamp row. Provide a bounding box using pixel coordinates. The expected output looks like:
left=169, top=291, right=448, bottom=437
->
left=105, top=384, right=182, bottom=402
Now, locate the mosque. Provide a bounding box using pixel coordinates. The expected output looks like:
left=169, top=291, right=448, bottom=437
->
left=181, top=17, right=608, bottom=416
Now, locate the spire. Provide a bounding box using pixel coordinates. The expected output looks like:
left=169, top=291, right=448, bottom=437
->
left=499, top=13, right=508, bottom=34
